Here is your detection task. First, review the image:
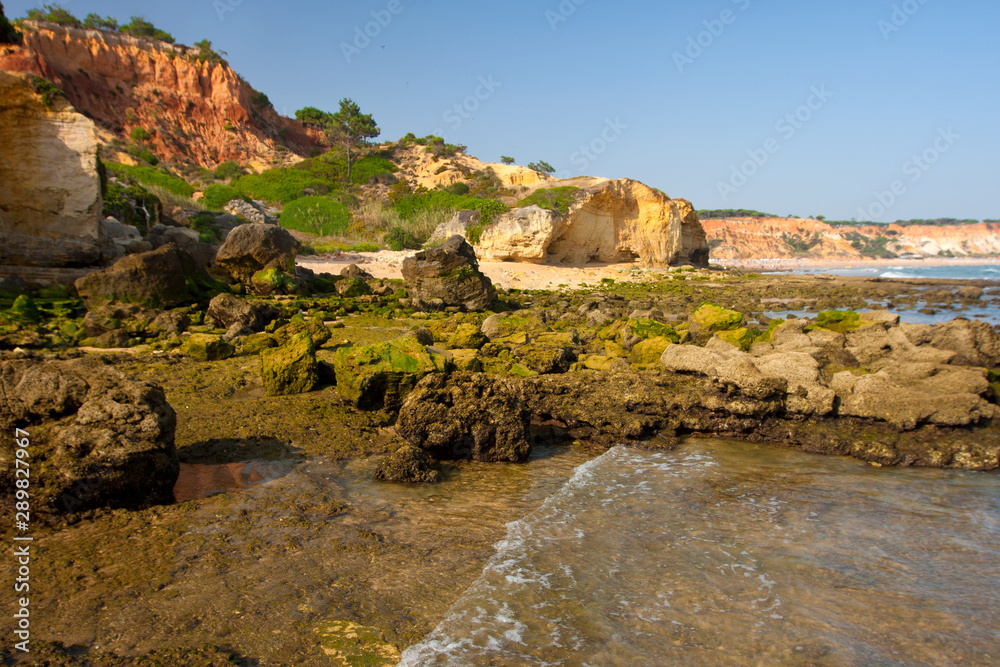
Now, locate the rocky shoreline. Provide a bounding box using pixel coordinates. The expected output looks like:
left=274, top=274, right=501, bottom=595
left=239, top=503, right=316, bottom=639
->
left=3, top=234, right=1000, bottom=664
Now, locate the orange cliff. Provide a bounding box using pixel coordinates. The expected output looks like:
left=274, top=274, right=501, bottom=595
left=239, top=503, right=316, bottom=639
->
left=0, top=21, right=325, bottom=169
left=701, top=217, right=1000, bottom=261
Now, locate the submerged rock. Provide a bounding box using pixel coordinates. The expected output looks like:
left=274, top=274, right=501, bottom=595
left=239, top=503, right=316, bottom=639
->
left=0, top=355, right=178, bottom=515
left=373, top=445, right=441, bottom=483
left=401, top=235, right=495, bottom=311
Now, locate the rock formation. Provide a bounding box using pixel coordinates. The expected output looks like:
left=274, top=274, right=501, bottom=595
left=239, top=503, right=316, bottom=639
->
left=401, top=235, right=496, bottom=311
left=0, top=70, right=104, bottom=285
left=477, top=179, right=709, bottom=267
left=213, top=223, right=300, bottom=288
left=74, top=243, right=211, bottom=309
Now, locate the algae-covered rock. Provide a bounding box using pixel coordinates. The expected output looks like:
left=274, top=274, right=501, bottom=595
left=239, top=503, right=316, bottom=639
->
left=446, top=323, right=489, bottom=350
left=273, top=318, right=332, bottom=348
left=206, top=293, right=279, bottom=332
left=373, top=445, right=441, bottom=483
left=450, top=349, right=484, bottom=372
left=334, top=277, right=371, bottom=298
left=260, top=332, right=319, bottom=396
left=629, top=336, right=673, bottom=367
left=625, top=318, right=678, bottom=341
left=515, top=343, right=572, bottom=374
left=75, top=244, right=214, bottom=309
left=811, top=310, right=862, bottom=333
left=396, top=372, right=531, bottom=462
left=691, top=303, right=744, bottom=332
left=582, top=355, right=615, bottom=371
left=333, top=336, right=447, bottom=410
left=401, top=235, right=495, bottom=311
left=239, top=332, right=278, bottom=355
left=716, top=327, right=759, bottom=352
left=180, top=333, right=235, bottom=362
left=251, top=268, right=292, bottom=296
left=10, top=295, right=41, bottom=323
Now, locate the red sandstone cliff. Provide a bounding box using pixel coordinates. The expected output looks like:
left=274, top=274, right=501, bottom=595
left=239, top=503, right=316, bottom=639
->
left=0, top=21, right=324, bottom=170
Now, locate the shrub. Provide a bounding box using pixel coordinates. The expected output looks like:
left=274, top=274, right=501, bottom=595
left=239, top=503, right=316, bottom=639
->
left=2, top=3, right=22, bottom=43
left=189, top=212, right=220, bottom=243
left=394, top=191, right=508, bottom=225
left=447, top=181, right=470, bottom=196
left=29, top=76, right=64, bottom=108
left=26, top=4, right=81, bottom=27
left=385, top=227, right=421, bottom=251
left=202, top=184, right=242, bottom=211
left=280, top=197, right=351, bottom=237
left=231, top=168, right=318, bottom=203
left=500, top=156, right=515, bottom=165
left=193, top=39, right=226, bottom=64
left=213, top=160, right=245, bottom=180
left=350, top=155, right=397, bottom=184
left=251, top=90, right=271, bottom=109
left=295, top=106, right=334, bottom=125
left=125, top=143, right=158, bottom=166
left=527, top=160, right=555, bottom=174
left=103, top=181, right=160, bottom=234
left=515, top=186, right=579, bottom=216
left=105, top=162, right=194, bottom=198
left=83, top=13, right=117, bottom=31
left=130, top=127, right=151, bottom=142
left=120, top=16, right=173, bottom=43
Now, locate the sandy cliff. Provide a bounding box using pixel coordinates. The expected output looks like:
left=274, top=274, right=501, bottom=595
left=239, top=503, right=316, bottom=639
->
left=0, top=21, right=324, bottom=170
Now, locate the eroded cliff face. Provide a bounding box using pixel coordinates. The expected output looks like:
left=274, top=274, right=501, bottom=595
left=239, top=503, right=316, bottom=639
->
left=702, top=217, right=1000, bottom=260
left=0, top=21, right=324, bottom=169
left=478, top=179, right=708, bottom=267
left=0, top=70, right=104, bottom=283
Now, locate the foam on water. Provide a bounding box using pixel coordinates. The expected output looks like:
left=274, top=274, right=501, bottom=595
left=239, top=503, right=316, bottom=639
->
left=399, top=439, right=1000, bottom=666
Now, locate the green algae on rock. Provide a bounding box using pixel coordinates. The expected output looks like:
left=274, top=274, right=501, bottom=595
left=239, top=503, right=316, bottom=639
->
left=629, top=335, right=674, bottom=367
left=333, top=336, right=447, bottom=410
left=260, top=331, right=319, bottom=396
left=690, top=302, right=744, bottom=332
left=180, top=333, right=235, bottom=362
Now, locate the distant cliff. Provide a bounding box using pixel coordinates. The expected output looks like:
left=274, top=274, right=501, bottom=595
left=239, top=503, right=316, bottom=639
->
left=702, top=217, right=1000, bottom=261
left=0, top=21, right=324, bottom=170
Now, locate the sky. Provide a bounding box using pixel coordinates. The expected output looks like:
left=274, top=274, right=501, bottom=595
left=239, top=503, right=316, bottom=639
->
left=7, top=0, right=1000, bottom=222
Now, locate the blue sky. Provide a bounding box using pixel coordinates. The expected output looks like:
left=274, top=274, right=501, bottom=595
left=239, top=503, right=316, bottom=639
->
left=8, top=0, right=999, bottom=221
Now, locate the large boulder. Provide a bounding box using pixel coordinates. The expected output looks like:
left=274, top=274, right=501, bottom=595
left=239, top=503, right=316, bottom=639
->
left=0, top=355, right=179, bottom=515
left=0, top=71, right=104, bottom=285
left=206, top=293, right=279, bottom=332
left=333, top=336, right=447, bottom=410
left=396, top=372, right=532, bottom=463
left=75, top=243, right=213, bottom=309
left=213, top=223, right=299, bottom=286
left=260, top=332, right=318, bottom=396
left=477, top=205, right=562, bottom=262
left=401, top=235, right=496, bottom=311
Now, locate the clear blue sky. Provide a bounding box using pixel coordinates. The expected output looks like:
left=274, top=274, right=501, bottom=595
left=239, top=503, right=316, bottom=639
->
left=8, top=0, right=999, bottom=221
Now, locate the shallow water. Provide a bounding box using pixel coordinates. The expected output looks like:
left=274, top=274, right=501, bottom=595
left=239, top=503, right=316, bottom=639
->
left=400, top=439, right=1000, bottom=666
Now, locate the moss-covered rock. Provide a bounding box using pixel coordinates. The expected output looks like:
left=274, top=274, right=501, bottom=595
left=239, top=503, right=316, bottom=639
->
left=373, top=445, right=441, bottom=484
left=273, top=318, right=332, bottom=347
left=811, top=310, right=862, bottom=333
left=446, top=323, right=489, bottom=350
left=239, top=332, right=278, bottom=355
left=334, top=277, right=371, bottom=298
left=582, top=354, right=615, bottom=371
left=691, top=303, right=744, bottom=332
left=625, top=318, right=678, bottom=341
left=535, top=331, right=578, bottom=347
left=515, top=343, right=572, bottom=374
left=180, top=334, right=235, bottom=361
left=629, top=336, right=674, bottom=367
left=10, top=295, right=41, bottom=323
left=260, top=332, right=318, bottom=396
left=251, top=268, right=292, bottom=296
left=333, top=336, right=447, bottom=410
left=715, top=327, right=759, bottom=352
left=450, top=349, right=484, bottom=372
left=604, top=340, right=628, bottom=358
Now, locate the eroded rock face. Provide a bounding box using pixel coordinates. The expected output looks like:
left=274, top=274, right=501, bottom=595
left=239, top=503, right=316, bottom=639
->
left=401, top=235, right=496, bottom=311
left=213, top=223, right=299, bottom=287
left=477, top=179, right=709, bottom=267
left=0, top=355, right=179, bottom=515
left=0, top=70, right=103, bottom=284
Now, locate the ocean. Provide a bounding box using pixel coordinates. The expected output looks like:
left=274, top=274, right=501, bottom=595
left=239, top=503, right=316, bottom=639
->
left=399, top=439, right=1000, bottom=666
left=775, top=262, right=1000, bottom=282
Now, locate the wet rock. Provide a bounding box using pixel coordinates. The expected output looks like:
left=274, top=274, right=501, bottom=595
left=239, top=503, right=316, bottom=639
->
left=958, top=286, right=984, bottom=301
left=333, top=336, right=447, bottom=410
left=445, top=323, right=489, bottom=350
left=0, top=355, right=178, bottom=515
left=397, top=372, right=531, bottom=462
left=401, top=235, right=495, bottom=311
left=373, top=445, right=441, bottom=483
left=75, top=244, right=212, bottom=309
left=206, top=293, right=279, bottom=332
left=180, top=334, right=235, bottom=362
left=238, top=332, right=278, bottom=355
left=213, top=223, right=299, bottom=287
left=260, top=332, right=318, bottom=396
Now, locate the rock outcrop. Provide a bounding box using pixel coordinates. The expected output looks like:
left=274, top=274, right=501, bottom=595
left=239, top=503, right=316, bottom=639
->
left=74, top=243, right=211, bottom=309
left=213, top=223, right=299, bottom=288
left=0, top=70, right=104, bottom=285
left=401, top=235, right=496, bottom=311
left=206, top=293, right=278, bottom=332
left=0, top=354, right=179, bottom=515
left=477, top=206, right=562, bottom=262
left=333, top=336, right=447, bottom=410
left=0, top=21, right=324, bottom=168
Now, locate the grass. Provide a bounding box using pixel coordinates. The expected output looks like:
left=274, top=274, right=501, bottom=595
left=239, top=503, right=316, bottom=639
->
left=105, top=163, right=195, bottom=198
left=280, top=197, right=352, bottom=237
left=202, top=184, right=243, bottom=211
left=394, top=191, right=508, bottom=224
left=145, top=184, right=206, bottom=211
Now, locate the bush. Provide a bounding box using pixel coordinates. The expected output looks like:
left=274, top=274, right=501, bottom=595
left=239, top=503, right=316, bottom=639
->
left=193, top=39, right=225, bottom=64
left=500, top=156, right=515, bottom=165
left=231, top=168, right=318, bottom=203
left=385, top=227, right=421, bottom=251
left=105, top=162, right=194, bottom=198
left=2, top=3, right=22, bottom=43
left=213, top=160, right=245, bottom=180
left=447, top=181, right=470, bottom=196
left=103, top=181, right=160, bottom=234
left=295, top=106, right=334, bottom=125
left=126, top=144, right=158, bottom=166
left=350, top=155, right=397, bottom=184
left=83, top=13, right=117, bottom=31
left=280, top=197, right=351, bottom=237
left=120, top=16, right=173, bottom=43
left=394, top=191, right=508, bottom=225
left=130, top=127, right=151, bottom=142
left=26, top=4, right=81, bottom=27
left=515, top=186, right=579, bottom=216
left=202, top=184, right=242, bottom=211
left=527, top=160, right=555, bottom=174
left=29, top=76, right=64, bottom=108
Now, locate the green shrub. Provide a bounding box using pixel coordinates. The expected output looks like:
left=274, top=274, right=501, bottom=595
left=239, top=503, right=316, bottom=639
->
left=447, top=181, right=470, bottom=196
left=527, top=160, right=555, bottom=174
left=105, top=162, right=194, bottom=198
left=193, top=39, right=226, bottom=64
left=500, top=156, right=515, bottom=165
left=126, top=143, right=158, bottom=165
left=213, top=160, right=245, bottom=180
left=130, top=127, right=151, bottom=142
left=515, top=186, right=579, bottom=216
left=29, top=76, right=64, bottom=108
left=351, top=155, right=397, bottom=184
left=26, top=4, right=81, bottom=27
left=120, top=16, right=173, bottom=43
left=385, top=227, right=421, bottom=251
left=103, top=181, right=160, bottom=234
left=280, top=197, right=351, bottom=237
left=394, top=191, right=508, bottom=225
left=202, top=184, right=242, bottom=211
left=83, top=13, right=117, bottom=31
left=232, top=168, right=322, bottom=203
left=189, top=211, right=219, bottom=243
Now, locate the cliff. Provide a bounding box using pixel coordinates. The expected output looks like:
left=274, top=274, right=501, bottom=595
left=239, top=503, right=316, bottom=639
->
left=0, top=21, right=324, bottom=170
left=702, top=217, right=1000, bottom=261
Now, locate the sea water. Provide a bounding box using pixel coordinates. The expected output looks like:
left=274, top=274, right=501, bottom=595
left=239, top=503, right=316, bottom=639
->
left=399, top=439, right=1000, bottom=666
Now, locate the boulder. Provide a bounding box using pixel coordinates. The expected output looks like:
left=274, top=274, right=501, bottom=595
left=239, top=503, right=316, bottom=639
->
left=476, top=205, right=562, bottom=262
left=333, top=336, right=447, bottom=410
left=373, top=445, right=441, bottom=483
left=690, top=303, right=744, bottom=332
left=903, top=319, right=1000, bottom=368
left=0, top=355, right=178, bottom=515
left=396, top=372, right=532, bottom=462
left=206, top=293, right=279, bottom=332
left=260, top=332, right=318, bottom=396
left=958, top=286, right=984, bottom=301
left=180, top=334, right=235, bottom=362
left=335, top=277, right=371, bottom=298
left=103, top=218, right=147, bottom=254
left=401, top=235, right=495, bottom=311
left=629, top=336, right=673, bottom=367
left=75, top=244, right=213, bottom=309
left=340, top=264, right=374, bottom=280
left=213, top=223, right=299, bottom=286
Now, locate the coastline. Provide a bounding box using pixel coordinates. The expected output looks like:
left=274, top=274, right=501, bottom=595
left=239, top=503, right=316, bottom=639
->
left=710, top=256, right=1000, bottom=273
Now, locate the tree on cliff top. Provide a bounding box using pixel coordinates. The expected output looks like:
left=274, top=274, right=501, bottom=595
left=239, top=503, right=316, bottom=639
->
left=325, top=98, right=380, bottom=183
left=120, top=16, right=174, bottom=43
left=25, top=3, right=81, bottom=27
left=1, top=2, right=21, bottom=44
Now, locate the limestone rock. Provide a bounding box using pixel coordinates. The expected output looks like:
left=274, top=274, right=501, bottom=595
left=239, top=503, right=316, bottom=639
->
left=0, top=71, right=103, bottom=283
left=206, top=293, right=279, bottom=332
left=477, top=206, right=562, bottom=262
left=0, top=355, right=178, bottom=515
left=75, top=244, right=211, bottom=309
left=223, top=199, right=276, bottom=225
left=214, top=223, right=299, bottom=287
left=401, top=235, right=495, bottom=311
left=180, top=333, right=235, bottom=362
left=373, top=445, right=441, bottom=484
left=340, top=264, right=374, bottom=280
left=429, top=210, right=481, bottom=243
left=260, top=332, right=318, bottom=396
left=396, top=372, right=532, bottom=463
left=333, top=336, right=447, bottom=410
